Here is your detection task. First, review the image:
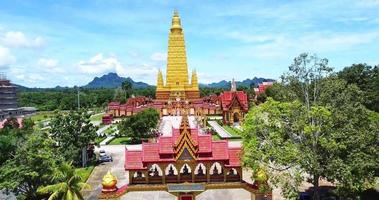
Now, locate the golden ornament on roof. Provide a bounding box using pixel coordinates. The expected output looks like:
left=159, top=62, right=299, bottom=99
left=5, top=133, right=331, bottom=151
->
left=102, top=170, right=117, bottom=189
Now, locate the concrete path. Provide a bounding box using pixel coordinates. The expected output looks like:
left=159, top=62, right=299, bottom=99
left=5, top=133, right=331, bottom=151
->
left=82, top=145, right=140, bottom=200
left=96, top=124, right=111, bottom=136
left=208, top=121, right=232, bottom=138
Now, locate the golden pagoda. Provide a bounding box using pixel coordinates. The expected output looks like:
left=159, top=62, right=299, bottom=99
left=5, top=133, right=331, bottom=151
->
left=156, top=10, right=200, bottom=100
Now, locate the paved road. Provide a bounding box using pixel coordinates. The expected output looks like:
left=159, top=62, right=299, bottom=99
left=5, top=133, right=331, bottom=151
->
left=82, top=145, right=138, bottom=200
left=208, top=121, right=233, bottom=138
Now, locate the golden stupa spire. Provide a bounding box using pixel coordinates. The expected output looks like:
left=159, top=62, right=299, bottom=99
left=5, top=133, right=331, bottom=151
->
left=155, top=10, right=200, bottom=100
left=191, top=69, right=198, bottom=89
left=156, top=69, right=164, bottom=91
left=171, top=10, right=182, bottom=30
left=166, top=10, right=189, bottom=90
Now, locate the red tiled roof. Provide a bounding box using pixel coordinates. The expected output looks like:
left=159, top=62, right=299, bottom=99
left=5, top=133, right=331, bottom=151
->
left=0, top=118, right=23, bottom=129
left=226, top=147, right=242, bottom=167
left=125, top=149, right=144, bottom=170
left=198, top=135, right=212, bottom=153
left=142, top=143, right=160, bottom=162
left=211, top=141, right=229, bottom=160
left=158, top=137, right=174, bottom=154
left=219, top=91, right=248, bottom=111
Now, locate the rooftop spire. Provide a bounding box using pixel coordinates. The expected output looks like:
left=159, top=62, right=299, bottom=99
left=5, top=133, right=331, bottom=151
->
left=171, top=10, right=182, bottom=31
left=231, top=78, right=237, bottom=92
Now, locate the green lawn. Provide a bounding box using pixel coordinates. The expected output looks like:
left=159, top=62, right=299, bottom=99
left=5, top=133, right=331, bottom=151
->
left=95, top=136, right=107, bottom=144
left=212, top=134, right=221, bottom=140
left=108, top=136, right=132, bottom=145
left=75, top=165, right=95, bottom=182
left=29, top=111, right=56, bottom=122
left=104, top=125, right=116, bottom=135
left=222, top=125, right=242, bottom=138
left=90, top=113, right=103, bottom=122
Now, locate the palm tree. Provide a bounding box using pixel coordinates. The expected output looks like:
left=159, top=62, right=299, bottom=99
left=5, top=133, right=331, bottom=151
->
left=38, top=162, right=90, bottom=200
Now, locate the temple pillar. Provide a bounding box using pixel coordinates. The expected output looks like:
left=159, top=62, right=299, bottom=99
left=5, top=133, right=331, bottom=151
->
left=144, top=171, right=149, bottom=184
left=191, top=163, right=195, bottom=183
left=238, top=168, right=243, bottom=181
left=162, top=164, right=167, bottom=184
left=223, top=166, right=227, bottom=182
left=251, top=192, right=256, bottom=200
left=206, top=163, right=210, bottom=183
left=177, top=164, right=181, bottom=182
left=128, top=170, right=133, bottom=184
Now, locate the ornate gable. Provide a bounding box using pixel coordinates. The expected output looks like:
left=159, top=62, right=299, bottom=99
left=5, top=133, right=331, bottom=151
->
left=174, top=116, right=198, bottom=160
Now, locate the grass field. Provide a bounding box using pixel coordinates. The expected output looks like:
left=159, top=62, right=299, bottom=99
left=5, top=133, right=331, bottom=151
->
left=222, top=125, right=242, bottom=137
left=95, top=136, right=107, bottom=144
left=29, top=111, right=56, bottom=122
left=90, top=113, right=103, bottom=122
left=108, top=136, right=132, bottom=145
left=75, top=165, right=95, bottom=182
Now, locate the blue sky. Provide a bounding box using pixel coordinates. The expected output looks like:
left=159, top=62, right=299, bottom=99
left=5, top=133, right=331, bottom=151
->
left=0, top=0, right=378, bottom=87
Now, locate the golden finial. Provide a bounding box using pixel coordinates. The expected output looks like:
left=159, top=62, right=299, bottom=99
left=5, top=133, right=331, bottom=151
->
left=174, top=9, right=179, bottom=17
left=102, top=170, right=118, bottom=192
left=171, top=9, right=182, bottom=30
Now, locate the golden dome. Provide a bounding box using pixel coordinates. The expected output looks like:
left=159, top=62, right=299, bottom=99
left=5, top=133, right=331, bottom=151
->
left=102, top=170, right=117, bottom=188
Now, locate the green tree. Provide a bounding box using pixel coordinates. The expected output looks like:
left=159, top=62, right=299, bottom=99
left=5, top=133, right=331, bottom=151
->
left=118, top=108, right=159, bottom=142
left=38, top=162, right=90, bottom=200
left=122, top=80, right=133, bottom=99
left=50, top=110, right=97, bottom=166
left=0, top=132, right=59, bottom=200
left=0, top=118, right=34, bottom=165
left=338, top=63, right=379, bottom=112
left=242, top=53, right=379, bottom=200
left=265, top=82, right=297, bottom=102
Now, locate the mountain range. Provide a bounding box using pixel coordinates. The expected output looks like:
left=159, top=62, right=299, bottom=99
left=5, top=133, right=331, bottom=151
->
left=83, top=72, right=151, bottom=89
left=84, top=72, right=274, bottom=89
left=14, top=72, right=275, bottom=91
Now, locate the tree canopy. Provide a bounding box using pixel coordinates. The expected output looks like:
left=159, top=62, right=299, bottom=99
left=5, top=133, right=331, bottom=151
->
left=242, top=53, right=379, bottom=200
left=49, top=109, right=97, bottom=166
left=0, top=131, right=59, bottom=200
left=118, top=108, right=160, bottom=142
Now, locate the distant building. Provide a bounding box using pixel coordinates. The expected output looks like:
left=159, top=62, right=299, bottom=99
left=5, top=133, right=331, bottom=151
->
left=0, top=75, right=22, bottom=121
left=0, top=74, right=36, bottom=123
left=253, top=81, right=274, bottom=95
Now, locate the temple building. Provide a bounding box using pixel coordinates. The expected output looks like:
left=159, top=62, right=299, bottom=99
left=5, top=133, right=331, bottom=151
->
left=100, top=10, right=271, bottom=200
left=100, top=115, right=271, bottom=199
left=219, top=79, right=249, bottom=125
left=0, top=74, right=36, bottom=123
left=156, top=11, right=200, bottom=101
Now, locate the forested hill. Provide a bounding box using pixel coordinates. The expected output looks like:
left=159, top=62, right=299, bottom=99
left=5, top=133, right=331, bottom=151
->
left=84, top=72, right=151, bottom=89
left=200, top=77, right=275, bottom=88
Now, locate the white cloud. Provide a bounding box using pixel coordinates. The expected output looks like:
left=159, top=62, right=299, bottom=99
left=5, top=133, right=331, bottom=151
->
left=226, top=31, right=273, bottom=43
left=1, top=31, right=44, bottom=48
left=38, top=58, right=58, bottom=68
left=357, top=0, right=379, bottom=7
left=77, top=53, right=120, bottom=74
left=245, top=31, right=379, bottom=59
left=77, top=53, right=158, bottom=84
left=38, top=58, right=64, bottom=73
left=10, top=68, right=44, bottom=83
left=0, top=46, right=16, bottom=69
left=150, top=52, right=167, bottom=61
